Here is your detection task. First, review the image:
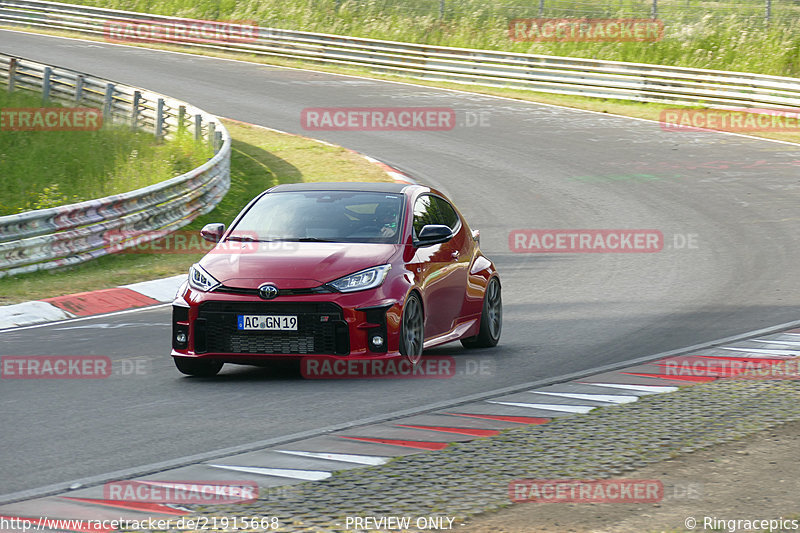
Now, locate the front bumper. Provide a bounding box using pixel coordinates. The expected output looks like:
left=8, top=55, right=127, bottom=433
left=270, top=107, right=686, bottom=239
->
left=171, top=289, right=402, bottom=363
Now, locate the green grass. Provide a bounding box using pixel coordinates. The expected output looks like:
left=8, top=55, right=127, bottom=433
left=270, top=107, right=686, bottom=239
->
left=0, top=89, right=212, bottom=216
left=0, top=119, right=391, bottom=304
left=47, top=0, right=800, bottom=77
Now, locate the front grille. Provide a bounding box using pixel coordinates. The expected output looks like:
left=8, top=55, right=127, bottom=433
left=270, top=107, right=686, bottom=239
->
left=214, top=285, right=335, bottom=297
left=196, top=302, right=348, bottom=355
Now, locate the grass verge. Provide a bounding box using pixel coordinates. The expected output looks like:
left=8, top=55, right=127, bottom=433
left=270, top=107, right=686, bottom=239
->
left=0, top=88, right=212, bottom=216
left=0, top=119, right=391, bottom=305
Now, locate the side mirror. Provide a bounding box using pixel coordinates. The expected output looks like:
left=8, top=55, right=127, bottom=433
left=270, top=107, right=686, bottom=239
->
left=416, top=224, right=453, bottom=246
left=200, top=223, right=225, bottom=243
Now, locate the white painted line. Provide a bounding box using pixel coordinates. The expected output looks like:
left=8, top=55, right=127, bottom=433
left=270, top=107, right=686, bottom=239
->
left=275, top=450, right=389, bottom=466
left=136, top=479, right=241, bottom=492
left=487, top=401, right=595, bottom=414
left=577, top=383, right=679, bottom=394
left=721, top=347, right=800, bottom=357
left=208, top=464, right=331, bottom=481
left=752, top=339, right=800, bottom=347
left=527, top=391, right=639, bottom=404
left=0, top=301, right=75, bottom=329
left=0, top=303, right=172, bottom=334
left=53, top=322, right=167, bottom=330
left=122, top=275, right=186, bottom=302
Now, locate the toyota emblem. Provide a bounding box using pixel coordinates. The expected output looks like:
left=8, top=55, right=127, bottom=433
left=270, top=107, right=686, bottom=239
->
left=258, top=283, right=279, bottom=300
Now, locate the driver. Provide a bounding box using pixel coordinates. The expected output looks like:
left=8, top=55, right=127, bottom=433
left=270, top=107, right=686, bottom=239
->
left=375, top=203, right=399, bottom=238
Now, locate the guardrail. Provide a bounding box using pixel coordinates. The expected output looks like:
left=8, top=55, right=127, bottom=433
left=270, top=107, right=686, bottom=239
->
left=1, top=0, right=799, bottom=111
left=0, top=52, right=230, bottom=278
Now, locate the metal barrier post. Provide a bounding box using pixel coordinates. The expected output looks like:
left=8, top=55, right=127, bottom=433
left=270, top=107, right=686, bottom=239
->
left=178, top=105, right=186, bottom=132
left=103, top=83, right=114, bottom=124
left=41, top=66, right=52, bottom=103
left=74, top=75, right=84, bottom=103
left=155, top=97, right=164, bottom=139
left=7, top=57, right=16, bottom=93
left=131, top=90, right=141, bottom=130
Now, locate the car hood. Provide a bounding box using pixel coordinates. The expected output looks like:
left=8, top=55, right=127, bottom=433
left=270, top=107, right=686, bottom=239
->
left=199, top=242, right=400, bottom=289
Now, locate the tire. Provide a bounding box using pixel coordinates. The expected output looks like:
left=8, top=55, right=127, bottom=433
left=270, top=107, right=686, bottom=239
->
left=399, top=293, right=424, bottom=364
left=174, top=357, right=223, bottom=377
left=461, top=277, right=502, bottom=348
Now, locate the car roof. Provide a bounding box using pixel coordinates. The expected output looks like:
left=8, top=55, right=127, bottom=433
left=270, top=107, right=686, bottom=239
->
left=267, top=181, right=414, bottom=194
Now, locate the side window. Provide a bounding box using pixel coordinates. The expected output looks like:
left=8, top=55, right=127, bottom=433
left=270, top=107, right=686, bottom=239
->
left=412, top=194, right=461, bottom=238
left=431, top=196, right=460, bottom=231
left=412, top=195, right=434, bottom=237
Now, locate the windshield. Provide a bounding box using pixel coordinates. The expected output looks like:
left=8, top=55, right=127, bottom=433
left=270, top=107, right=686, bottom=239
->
left=228, top=190, right=404, bottom=244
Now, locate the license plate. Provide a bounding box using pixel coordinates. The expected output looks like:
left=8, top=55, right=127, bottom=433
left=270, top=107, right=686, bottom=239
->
left=237, top=315, right=298, bottom=331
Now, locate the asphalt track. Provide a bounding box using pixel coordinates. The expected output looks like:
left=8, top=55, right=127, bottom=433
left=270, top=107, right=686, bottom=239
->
left=3, top=29, right=800, bottom=497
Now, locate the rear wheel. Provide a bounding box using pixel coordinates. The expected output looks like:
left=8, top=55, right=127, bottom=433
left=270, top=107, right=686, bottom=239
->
left=399, top=293, right=424, bottom=364
left=461, top=277, right=502, bottom=348
left=174, top=357, right=223, bottom=377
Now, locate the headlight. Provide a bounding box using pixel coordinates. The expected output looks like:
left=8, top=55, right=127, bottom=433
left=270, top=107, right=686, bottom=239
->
left=328, top=264, right=391, bottom=293
left=188, top=264, right=220, bottom=292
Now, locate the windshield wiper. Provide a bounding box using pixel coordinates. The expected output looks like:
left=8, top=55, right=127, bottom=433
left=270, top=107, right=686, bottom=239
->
left=295, top=237, right=338, bottom=242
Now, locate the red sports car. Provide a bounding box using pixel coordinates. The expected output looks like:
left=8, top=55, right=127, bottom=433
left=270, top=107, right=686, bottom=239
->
left=171, top=182, right=501, bottom=376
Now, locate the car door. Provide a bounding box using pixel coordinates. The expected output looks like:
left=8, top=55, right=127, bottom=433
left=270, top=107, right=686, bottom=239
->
left=411, top=194, right=470, bottom=338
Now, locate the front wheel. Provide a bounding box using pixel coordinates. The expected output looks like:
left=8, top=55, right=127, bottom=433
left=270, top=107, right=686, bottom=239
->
left=399, top=293, right=424, bottom=364
left=174, top=357, right=223, bottom=377
left=461, top=277, right=502, bottom=348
